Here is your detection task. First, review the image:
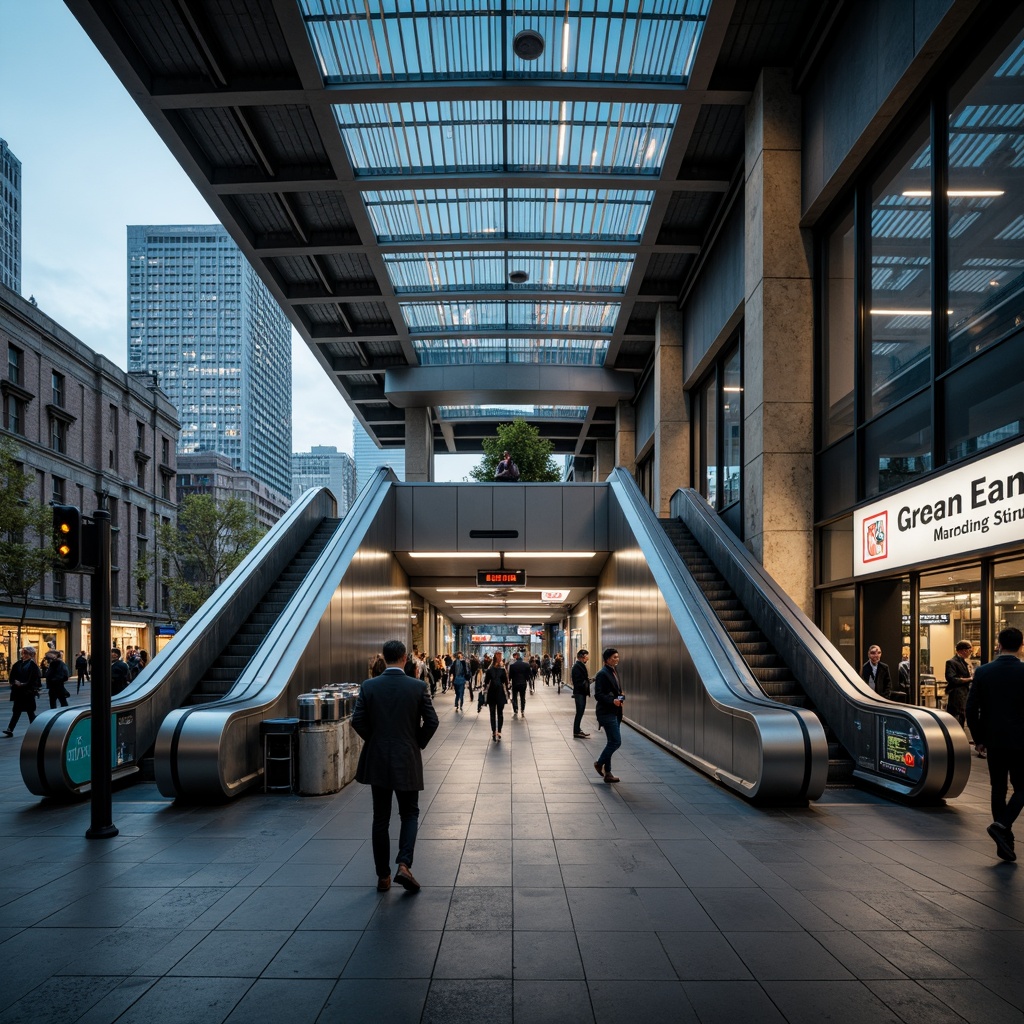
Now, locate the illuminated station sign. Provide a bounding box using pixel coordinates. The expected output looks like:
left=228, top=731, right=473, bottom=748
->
left=476, top=569, right=526, bottom=587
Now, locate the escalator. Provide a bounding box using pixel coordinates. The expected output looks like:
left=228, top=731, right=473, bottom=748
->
left=184, top=518, right=340, bottom=706
left=660, top=519, right=854, bottom=785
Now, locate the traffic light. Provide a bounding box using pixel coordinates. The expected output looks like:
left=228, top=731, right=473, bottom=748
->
left=53, top=505, right=82, bottom=571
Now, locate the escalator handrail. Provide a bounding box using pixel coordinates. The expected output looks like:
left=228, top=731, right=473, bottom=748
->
left=608, top=469, right=829, bottom=801
left=670, top=487, right=972, bottom=801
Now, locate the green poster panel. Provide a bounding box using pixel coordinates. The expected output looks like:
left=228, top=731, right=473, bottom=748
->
left=64, top=714, right=118, bottom=786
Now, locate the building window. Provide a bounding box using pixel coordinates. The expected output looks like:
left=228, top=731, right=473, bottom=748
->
left=8, top=345, right=21, bottom=385
left=51, top=371, right=65, bottom=408
left=52, top=476, right=65, bottom=504
left=161, top=436, right=170, bottom=463
left=693, top=338, right=743, bottom=513
left=161, top=472, right=170, bottom=500
left=53, top=570, right=66, bottom=601
left=137, top=461, right=146, bottom=488
left=6, top=396, right=23, bottom=435
left=50, top=416, right=67, bottom=454
left=136, top=420, right=145, bottom=450
left=137, top=506, right=146, bottom=536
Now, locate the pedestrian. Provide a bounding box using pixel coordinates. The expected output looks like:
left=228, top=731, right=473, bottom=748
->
left=44, top=650, right=71, bottom=709
left=468, top=653, right=481, bottom=701
left=570, top=648, right=591, bottom=738
left=126, top=646, right=142, bottom=680
left=508, top=650, right=531, bottom=717
left=368, top=652, right=386, bottom=677
left=110, top=648, right=131, bottom=696
left=137, top=649, right=149, bottom=674
left=966, top=626, right=1024, bottom=862
left=4, top=646, right=40, bottom=737
left=494, top=450, right=520, bottom=481
left=552, top=652, right=563, bottom=692
left=75, top=650, right=89, bottom=693
left=450, top=651, right=469, bottom=712
left=541, top=652, right=552, bottom=685
left=529, top=655, right=538, bottom=693
left=944, top=640, right=974, bottom=728
left=484, top=651, right=509, bottom=740
left=351, top=638, right=439, bottom=892
left=593, top=647, right=625, bottom=783
left=860, top=644, right=892, bottom=697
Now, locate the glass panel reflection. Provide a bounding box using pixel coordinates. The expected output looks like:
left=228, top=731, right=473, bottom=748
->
left=866, top=123, right=932, bottom=418
left=863, top=393, right=932, bottom=497
left=438, top=404, right=587, bottom=419
left=721, top=347, right=741, bottom=509
left=947, top=26, right=1024, bottom=365
left=336, top=101, right=678, bottom=175
left=413, top=338, right=608, bottom=365
left=301, top=0, right=710, bottom=84
left=384, top=251, right=634, bottom=293
left=701, top=374, right=717, bottom=508
left=400, top=300, right=619, bottom=333
left=823, top=210, right=855, bottom=443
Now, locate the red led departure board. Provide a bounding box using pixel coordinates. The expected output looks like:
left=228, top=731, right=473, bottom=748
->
left=476, top=569, right=526, bottom=586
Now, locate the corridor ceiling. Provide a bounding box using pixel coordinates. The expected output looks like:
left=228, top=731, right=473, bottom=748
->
left=69, top=0, right=816, bottom=458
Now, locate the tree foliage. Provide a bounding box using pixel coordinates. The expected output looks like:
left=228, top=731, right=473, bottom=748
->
left=156, top=494, right=264, bottom=624
left=468, top=419, right=562, bottom=483
left=0, top=435, right=56, bottom=647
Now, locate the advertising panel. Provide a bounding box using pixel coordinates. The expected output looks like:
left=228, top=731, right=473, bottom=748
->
left=64, top=711, right=136, bottom=785
left=877, top=715, right=925, bottom=784
left=853, top=439, right=1024, bottom=575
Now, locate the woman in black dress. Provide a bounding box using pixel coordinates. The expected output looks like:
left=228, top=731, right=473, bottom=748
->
left=483, top=651, right=509, bottom=741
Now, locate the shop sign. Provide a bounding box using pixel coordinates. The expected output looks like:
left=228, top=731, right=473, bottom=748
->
left=854, top=439, right=1024, bottom=576
left=516, top=625, right=533, bottom=635
left=470, top=634, right=491, bottom=643
left=900, top=614, right=951, bottom=625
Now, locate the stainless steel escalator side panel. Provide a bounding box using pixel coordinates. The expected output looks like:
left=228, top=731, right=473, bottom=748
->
left=20, top=487, right=338, bottom=798
left=670, top=487, right=972, bottom=801
left=607, top=470, right=829, bottom=802
left=155, top=468, right=405, bottom=800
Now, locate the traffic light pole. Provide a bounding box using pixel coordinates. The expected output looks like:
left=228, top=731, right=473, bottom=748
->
left=86, top=509, right=118, bottom=840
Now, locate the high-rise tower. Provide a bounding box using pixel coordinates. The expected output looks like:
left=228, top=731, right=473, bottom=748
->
left=0, top=138, right=22, bottom=294
left=127, top=224, right=292, bottom=496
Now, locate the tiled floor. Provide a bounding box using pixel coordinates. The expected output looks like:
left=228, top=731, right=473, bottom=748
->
left=1, top=681, right=1021, bottom=1023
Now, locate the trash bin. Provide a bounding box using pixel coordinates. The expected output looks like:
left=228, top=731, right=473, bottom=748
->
left=261, top=718, right=299, bottom=792
left=298, top=720, right=343, bottom=795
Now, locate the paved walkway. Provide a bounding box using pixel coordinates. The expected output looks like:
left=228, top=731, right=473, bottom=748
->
left=0, top=681, right=1020, bottom=1023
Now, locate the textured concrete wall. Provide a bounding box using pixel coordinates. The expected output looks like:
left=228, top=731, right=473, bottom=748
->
left=744, top=69, right=815, bottom=616
left=653, top=304, right=689, bottom=518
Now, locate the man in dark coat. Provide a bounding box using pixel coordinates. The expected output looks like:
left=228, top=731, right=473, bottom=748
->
left=593, top=648, right=625, bottom=783
left=944, top=640, right=974, bottom=727
left=860, top=645, right=892, bottom=697
left=44, top=650, right=71, bottom=709
left=351, top=638, right=438, bottom=892
left=5, top=645, right=41, bottom=736
left=110, top=649, right=131, bottom=696
left=508, top=650, right=531, bottom=717
left=570, top=649, right=591, bottom=738
left=966, top=626, right=1024, bottom=862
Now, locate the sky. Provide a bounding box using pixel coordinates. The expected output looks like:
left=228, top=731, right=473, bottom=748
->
left=0, top=0, right=476, bottom=480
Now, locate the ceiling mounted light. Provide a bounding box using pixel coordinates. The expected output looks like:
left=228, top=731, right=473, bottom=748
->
left=513, top=29, right=545, bottom=61
left=508, top=269, right=529, bottom=285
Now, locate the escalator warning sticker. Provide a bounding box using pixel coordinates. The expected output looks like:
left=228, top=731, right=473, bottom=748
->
left=878, top=716, right=925, bottom=784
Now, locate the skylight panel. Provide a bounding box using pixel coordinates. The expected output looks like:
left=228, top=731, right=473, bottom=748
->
left=399, top=300, right=619, bottom=333
left=438, top=404, right=589, bottom=420
left=412, top=337, right=609, bottom=366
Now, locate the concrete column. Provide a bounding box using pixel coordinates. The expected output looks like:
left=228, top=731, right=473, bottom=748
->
left=403, top=406, right=434, bottom=482
left=652, top=304, right=688, bottom=517
left=595, top=440, right=615, bottom=481
left=615, top=401, right=636, bottom=474
left=743, top=68, right=814, bottom=615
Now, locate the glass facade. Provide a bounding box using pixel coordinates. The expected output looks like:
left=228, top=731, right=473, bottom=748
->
left=693, top=338, right=741, bottom=513
left=815, top=16, right=1024, bottom=689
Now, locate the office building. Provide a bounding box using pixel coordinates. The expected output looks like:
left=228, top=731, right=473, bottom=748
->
left=0, top=138, right=21, bottom=294
left=1, top=284, right=179, bottom=660
left=127, top=224, right=292, bottom=497
left=353, top=421, right=404, bottom=491
left=291, top=445, right=356, bottom=514
left=177, top=451, right=290, bottom=531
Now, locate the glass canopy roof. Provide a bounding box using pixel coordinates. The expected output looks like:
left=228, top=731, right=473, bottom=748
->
left=438, top=405, right=589, bottom=420
left=413, top=338, right=609, bottom=365
left=400, top=300, right=619, bottom=333
left=302, top=0, right=711, bottom=84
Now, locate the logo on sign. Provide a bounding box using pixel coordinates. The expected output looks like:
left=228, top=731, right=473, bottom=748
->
left=863, top=511, right=888, bottom=563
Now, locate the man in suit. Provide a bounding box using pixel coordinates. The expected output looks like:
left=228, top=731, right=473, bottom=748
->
left=944, top=640, right=974, bottom=728
left=860, top=644, right=892, bottom=698
left=352, top=638, right=439, bottom=892
left=966, top=626, right=1024, bottom=862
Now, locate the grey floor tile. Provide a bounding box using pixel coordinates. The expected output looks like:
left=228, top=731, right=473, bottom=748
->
left=566, top=887, right=655, bottom=932
left=512, top=980, right=594, bottom=1024
left=166, top=929, right=290, bottom=977
left=690, top=888, right=803, bottom=931
left=101, top=976, right=252, bottom=1024
left=434, top=929, right=513, bottom=979
left=762, top=980, right=904, bottom=1024
left=681, top=980, right=787, bottom=1023
left=223, top=978, right=333, bottom=1023
left=74, top=976, right=161, bottom=1024
left=0, top=975, right=123, bottom=1024
left=422, top=980, right=513, bottom=1024
left=514, top=887, right=573, bottom=931
left=317, top=978, right=429, bottom=1022
left=261, top=929, right=360, bottom=978
left=864, top=979, right=975, bottom=1024
left=587, top=980, right=696, bottom=1024
left=721, top=931, right=853, bottom=981
left=658, top=931, right=753, bottom=981
left=577, top=931, right=676, bottom=981
left=447, top=886, right=513, bottom=930
left=514, top=931, right=583, bottom=980
left=811, top=930, right=909, bottom=980
left=342, top=929, right=442, bottom=978
left=365, top=885, right=454, bottom=931
left=854, top=930, right=965, bottom=979
left=217, top=885, right=326, bottom=930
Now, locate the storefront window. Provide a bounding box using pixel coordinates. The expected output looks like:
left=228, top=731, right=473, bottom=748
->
left=822, top=588, right=857, bottom=670
left=919, top=564, right=981, bottom=678
left=700, top=374, right=718, bottom=508
left=694, top=339, right=742, bottom=513
left=721, top=347, right=741, bottom=508
left=947, top=25, right=1024, bottom=367
left=993, top=558, right=1024, bottom=644
left=823, top=209, right=855, bottom=443
left=866, top=122, right=932, bottom=419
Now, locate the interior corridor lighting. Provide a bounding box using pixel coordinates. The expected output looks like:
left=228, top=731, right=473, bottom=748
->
left=869, top=309, right=954, bottom=316
left=901, top=189, right=1004, bottom=197
left=407, top=551, right=597, bottom=559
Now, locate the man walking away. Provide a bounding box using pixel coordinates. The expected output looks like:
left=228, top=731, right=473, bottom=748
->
left=593, top=648, right=625, bottom=783
left=352, top=639, right=438, bottom=892
left=75, top=650, right=89, bottom=694
left=508, top=650, right=531, bottom=717
left=571, top=649, right=591, bottom=738
left=966, top=626, right=1024, bottom=862
left=44, top=650, right=71, bottom=709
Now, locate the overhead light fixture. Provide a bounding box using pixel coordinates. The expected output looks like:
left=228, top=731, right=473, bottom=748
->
left=901, top=189, right=1004, bottom=198
left=513, top=29, right=545, bottom=61
left=868, top=309, right=953, bottom=316
left=508, top=270, right=530, bottom=285
left=407, top=551, right=597, bottom=559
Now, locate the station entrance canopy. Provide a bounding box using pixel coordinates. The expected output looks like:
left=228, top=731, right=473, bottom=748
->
left=69, top=0, right=816, bottom=456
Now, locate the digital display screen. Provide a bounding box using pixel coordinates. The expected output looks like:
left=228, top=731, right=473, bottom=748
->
left=476, top=569, right=526, bottom=586
left=878, top=715, right=925, bottom=784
